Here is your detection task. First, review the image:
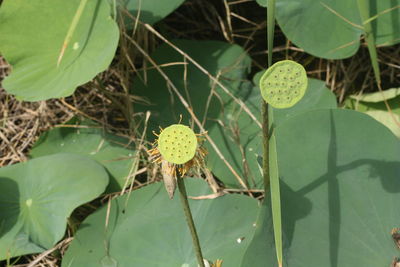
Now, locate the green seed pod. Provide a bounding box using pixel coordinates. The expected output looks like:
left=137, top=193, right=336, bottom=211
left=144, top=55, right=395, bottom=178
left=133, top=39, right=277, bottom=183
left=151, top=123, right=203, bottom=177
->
left=259, top=60, right=307, bottom=108
left=158, top=124, right=198, bottom=165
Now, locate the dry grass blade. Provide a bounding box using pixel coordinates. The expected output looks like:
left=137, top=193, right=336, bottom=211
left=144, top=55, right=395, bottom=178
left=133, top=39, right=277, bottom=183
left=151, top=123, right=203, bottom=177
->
left=123, top=32, right=250, bottom=190
left=144, top=23, right=262, bottom=129
left=26, top=238, right=73, bottom=267
left=319, top=2, right=363, bottom=30
left=57, top=0, right=88, bottom=67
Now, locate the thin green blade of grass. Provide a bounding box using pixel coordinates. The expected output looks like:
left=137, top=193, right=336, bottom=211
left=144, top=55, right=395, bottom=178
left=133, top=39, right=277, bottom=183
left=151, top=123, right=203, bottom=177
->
left=362, top=5, right=400, bottom=25
left=267, top=0, right=276, bottom=67
left=356, top=0, right=380, bottom=84
left=269, top=133, right=282, bottom=267
left=57, top=0, right=88, bottom=67
left=357, top=0, right=400, bottom=128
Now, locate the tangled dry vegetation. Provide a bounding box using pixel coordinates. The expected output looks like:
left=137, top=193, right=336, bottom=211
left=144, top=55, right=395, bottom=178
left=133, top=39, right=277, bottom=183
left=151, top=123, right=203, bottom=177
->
left=1, top=0, right=400, bottom=265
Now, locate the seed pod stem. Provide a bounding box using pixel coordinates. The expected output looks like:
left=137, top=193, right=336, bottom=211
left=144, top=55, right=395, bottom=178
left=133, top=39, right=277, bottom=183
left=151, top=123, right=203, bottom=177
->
left=177, top=175, right=205, bottom=267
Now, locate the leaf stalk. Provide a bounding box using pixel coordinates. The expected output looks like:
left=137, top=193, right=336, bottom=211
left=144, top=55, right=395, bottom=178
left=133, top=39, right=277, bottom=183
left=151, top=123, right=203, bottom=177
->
left=177, top=176, right=205, bottom=267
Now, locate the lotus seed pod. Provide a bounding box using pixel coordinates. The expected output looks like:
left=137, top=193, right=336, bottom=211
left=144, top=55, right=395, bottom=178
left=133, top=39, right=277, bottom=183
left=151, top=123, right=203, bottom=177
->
left=158, top=124, right=198, bottom=165
left=259, top=60, right=307, bottom=108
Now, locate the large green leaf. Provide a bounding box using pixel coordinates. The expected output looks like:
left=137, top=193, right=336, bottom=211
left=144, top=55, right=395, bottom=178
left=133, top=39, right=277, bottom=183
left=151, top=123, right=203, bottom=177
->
left=62, top=178, right=259, bottom=266
left=30, top=120, right=136, bottom=192
left=345, top=88, right=400, bottom=138
left=242, top=109, right=400, bottom=266
left=271, top=0, right=400, bottom=59
left=0, top=0, right=119, bottom=101
left=345, top=88, right=400, bottom=114
left=0, top=153, right=109, bottom=260
left=119, top=0, right=185, bottom=25
left=349, top=87, right=400, bottom=103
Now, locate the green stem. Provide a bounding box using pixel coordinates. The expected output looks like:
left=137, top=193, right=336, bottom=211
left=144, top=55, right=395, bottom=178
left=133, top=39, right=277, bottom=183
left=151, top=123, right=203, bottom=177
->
left=177, top=177, right=205, bottom=267
left=262, top=0, right=276, bottom=192
left=262, top=102, right=270, bottom=190
left=263, top=0, right=277, bottom=183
